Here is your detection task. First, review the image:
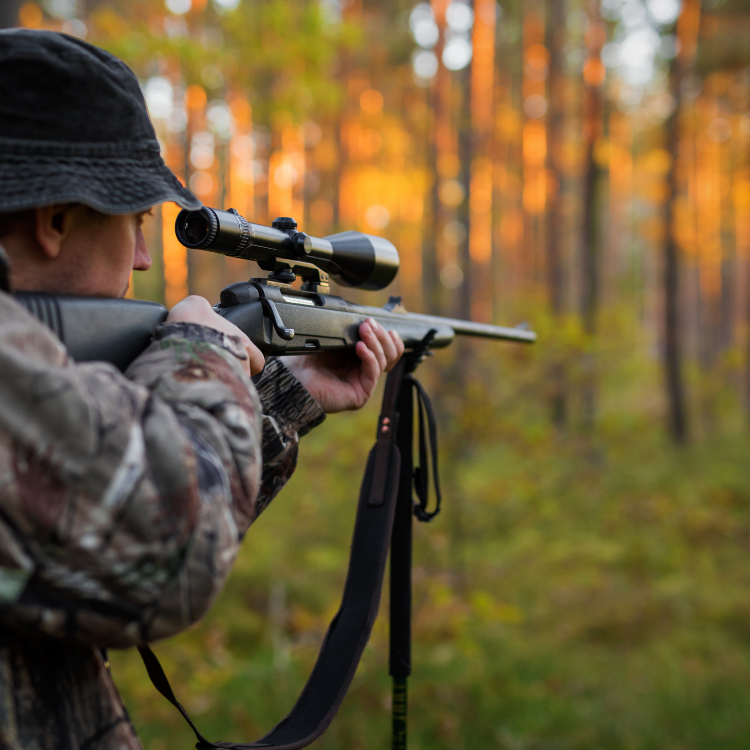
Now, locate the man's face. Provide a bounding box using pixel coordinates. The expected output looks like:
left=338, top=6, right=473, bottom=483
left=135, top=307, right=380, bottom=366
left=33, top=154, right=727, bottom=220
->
left=50, top=206, right=153, bottom=298
left=5, top=204, right=153, bottom=298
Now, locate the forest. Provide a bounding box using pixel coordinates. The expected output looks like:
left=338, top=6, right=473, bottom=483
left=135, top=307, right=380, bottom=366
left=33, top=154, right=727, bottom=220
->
left=5, top=0, right=750, bottom=746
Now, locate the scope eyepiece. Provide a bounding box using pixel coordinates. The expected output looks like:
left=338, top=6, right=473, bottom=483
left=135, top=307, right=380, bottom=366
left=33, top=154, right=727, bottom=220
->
left=174, top=207, right=399, bottom=291
left=176, top=207, right=215, bottom=248
left=176, top=207, right=254, bottom=257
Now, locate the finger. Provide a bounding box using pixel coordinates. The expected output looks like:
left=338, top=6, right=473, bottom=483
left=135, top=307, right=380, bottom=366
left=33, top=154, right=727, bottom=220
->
left=360, top=321, right=387, bottom=374
left=167, top=295, right=213, bottom=321
left=354, top=340, right=379, bottom=404
left=168, top=297, right=259, bottom=377
left=246, top=344, right=265, bottom=377
left=369, top=319, right=399, bottom=370
left=390, top=329, right=405, bottom=362
left=226, top=325, right=263, bottom=377
left=236, top=355, right=251, bottom=377
left=378, top=327, right=403, bottom=371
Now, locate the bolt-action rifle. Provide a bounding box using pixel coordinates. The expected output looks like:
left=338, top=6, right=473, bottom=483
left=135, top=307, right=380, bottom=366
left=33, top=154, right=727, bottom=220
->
left=17, top=207, right=536, bottom=750
left=16, top=207, right=534, bottom=371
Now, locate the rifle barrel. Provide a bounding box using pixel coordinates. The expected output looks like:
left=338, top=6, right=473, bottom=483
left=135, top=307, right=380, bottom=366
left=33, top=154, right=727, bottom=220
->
left=386, top=311, right=536, bottom=344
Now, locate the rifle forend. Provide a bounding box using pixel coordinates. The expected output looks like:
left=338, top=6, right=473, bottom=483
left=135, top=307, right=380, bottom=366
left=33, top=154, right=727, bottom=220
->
left=175, top=207, right=399, bottom=291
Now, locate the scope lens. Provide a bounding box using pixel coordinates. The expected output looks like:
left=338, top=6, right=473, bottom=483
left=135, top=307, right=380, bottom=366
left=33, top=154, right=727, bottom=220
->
left=183, top=211, right=210, bottom=245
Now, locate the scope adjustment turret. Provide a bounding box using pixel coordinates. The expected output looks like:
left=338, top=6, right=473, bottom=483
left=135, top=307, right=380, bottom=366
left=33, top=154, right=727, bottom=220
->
left=271, top=217, right=298, bottom=231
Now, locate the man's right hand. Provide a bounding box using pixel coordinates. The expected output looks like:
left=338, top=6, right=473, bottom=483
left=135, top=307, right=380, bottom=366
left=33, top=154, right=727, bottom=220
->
left=167, top=295, right=265, bottom=376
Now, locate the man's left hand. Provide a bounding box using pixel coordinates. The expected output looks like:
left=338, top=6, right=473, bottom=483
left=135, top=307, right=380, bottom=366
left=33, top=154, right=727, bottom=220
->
left=283, top=318, right=405, bottom=413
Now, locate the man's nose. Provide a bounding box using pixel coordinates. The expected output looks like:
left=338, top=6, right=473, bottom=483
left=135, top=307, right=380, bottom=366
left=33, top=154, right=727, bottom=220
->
left=133, top=226, right=152, bottom=271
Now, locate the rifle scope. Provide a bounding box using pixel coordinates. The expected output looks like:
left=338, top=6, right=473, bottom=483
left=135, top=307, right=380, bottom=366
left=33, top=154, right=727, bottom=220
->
left=175, top=207, right=399, bottom=291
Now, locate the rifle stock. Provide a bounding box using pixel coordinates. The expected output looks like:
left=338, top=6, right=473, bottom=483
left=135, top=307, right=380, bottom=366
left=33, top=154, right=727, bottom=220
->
left=16, top=292, right=167, bottom=371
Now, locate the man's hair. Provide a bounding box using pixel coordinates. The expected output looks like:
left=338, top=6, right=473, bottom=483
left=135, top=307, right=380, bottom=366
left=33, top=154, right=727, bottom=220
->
left=0, top=209, right=33, bottom=239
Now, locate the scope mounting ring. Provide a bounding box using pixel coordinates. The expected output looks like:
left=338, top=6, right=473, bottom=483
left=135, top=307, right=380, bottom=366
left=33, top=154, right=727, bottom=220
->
left=257, top=258, right=330, bottom=292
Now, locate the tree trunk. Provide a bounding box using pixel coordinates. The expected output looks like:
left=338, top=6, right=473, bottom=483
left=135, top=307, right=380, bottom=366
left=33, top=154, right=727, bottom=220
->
left=746, top=248, right=750, bottom=428
left=580, top=0, right=605, bottom=429
left=663, top=0, right=701, bottom=443
left=546, top=0, right=567, bottom=430
left=457, top=66, right=473, bottom=323
left=423, top=6, right=449, bottom=315
left=546, top=0, right=566, bottom=318
left=663, top=79, right=688, bottom=442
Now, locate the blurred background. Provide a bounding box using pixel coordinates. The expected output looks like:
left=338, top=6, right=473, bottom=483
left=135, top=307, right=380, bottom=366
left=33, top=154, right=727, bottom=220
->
left=4, top=0, right=750, bottom=746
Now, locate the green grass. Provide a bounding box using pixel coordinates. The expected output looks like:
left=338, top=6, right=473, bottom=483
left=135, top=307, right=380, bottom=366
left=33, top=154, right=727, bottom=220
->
left=110, top=309, right=750, bottom=749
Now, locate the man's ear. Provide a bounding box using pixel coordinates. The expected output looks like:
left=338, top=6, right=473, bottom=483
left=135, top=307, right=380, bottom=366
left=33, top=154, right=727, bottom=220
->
left=34, top=204, right=76, bottom=259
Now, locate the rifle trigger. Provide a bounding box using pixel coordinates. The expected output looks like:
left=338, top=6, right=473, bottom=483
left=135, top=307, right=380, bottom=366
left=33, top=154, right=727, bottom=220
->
left=259, top=297, right=295, bottom=340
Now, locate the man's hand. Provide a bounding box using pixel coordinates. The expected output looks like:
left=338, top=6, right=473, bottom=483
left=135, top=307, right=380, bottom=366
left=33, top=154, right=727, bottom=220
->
left=283, top=318, right=405, bottom=413
left=167, top=295, right=265, bottom=376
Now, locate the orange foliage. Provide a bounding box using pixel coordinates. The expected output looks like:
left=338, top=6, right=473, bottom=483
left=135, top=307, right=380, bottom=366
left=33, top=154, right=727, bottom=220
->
left=583, top=59, right=606, bottom=88
left=19, top=2, right=42, bottom=27
left=523, top=12, right=544, bottom=46
left=162, top=202, right=188, bottom=308
left=524, top=44, right=550, bottom=83
left=472, top=0, right=496, bottom=134
left=186, top=85, right=207, bottom=111
left=523, top=121, right=547, bottom=166
left=677, top=0, right=702, bottom=61
left=360, top=89, right=384, bottom=114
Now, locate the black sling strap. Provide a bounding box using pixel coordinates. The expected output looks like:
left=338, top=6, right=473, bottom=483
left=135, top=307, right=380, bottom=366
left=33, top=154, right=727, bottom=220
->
left=139, top=357, right=408, bottom=749
left=407, top=376, right=441, bottom=523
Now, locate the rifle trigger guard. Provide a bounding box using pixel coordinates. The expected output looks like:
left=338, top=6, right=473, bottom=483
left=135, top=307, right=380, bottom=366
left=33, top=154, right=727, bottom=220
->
left=259, top=297, right=294, bottom=340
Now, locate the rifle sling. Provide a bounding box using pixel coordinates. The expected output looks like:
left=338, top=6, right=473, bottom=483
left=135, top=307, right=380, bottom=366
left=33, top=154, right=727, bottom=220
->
left=407, top=376, right=441, bottom=523
left=138, top=357, right=407, bottom=750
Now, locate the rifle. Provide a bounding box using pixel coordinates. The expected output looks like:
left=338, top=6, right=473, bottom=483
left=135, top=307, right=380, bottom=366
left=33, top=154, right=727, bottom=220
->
left=16, top=207, right=534, bottom=372
left=17, top=207, right=536, bottom=750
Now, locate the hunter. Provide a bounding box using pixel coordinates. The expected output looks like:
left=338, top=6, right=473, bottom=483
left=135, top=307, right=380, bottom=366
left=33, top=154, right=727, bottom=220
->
left=0, top=29, right=403, bottom=749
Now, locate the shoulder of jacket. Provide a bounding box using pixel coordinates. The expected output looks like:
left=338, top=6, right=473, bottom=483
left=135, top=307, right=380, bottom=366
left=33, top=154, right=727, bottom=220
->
left=0, top=290, right=69, bottom=365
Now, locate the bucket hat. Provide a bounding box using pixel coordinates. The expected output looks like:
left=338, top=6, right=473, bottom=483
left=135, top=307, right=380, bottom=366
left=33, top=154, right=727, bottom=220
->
left=0, top=28, right=201, bottom=214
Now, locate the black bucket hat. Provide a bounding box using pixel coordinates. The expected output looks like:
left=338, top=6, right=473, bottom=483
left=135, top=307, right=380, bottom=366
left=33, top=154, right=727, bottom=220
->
left=0, top=28, right=201, bottom=214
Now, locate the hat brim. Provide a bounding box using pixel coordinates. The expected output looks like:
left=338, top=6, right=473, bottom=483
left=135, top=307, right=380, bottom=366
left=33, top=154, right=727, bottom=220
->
left=0, top=138, right=202, bottom=215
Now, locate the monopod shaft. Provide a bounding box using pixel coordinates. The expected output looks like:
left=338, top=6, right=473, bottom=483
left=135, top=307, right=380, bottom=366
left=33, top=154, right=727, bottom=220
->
left=390, top=379, right=414, bottom=750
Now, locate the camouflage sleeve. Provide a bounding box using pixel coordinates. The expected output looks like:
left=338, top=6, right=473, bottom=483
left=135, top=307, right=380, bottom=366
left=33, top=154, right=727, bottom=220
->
left=0, top=299, right=320, bottom=648
left=253, top=358, right=326, bottom=519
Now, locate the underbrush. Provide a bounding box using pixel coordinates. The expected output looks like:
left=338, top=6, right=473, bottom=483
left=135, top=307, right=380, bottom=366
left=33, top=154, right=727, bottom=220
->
left=111, top=308, right=750, bottom=749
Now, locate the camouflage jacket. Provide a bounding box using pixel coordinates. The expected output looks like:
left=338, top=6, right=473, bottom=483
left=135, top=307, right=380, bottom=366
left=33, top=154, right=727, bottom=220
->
left=0, top=290, right=325, bottom=749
